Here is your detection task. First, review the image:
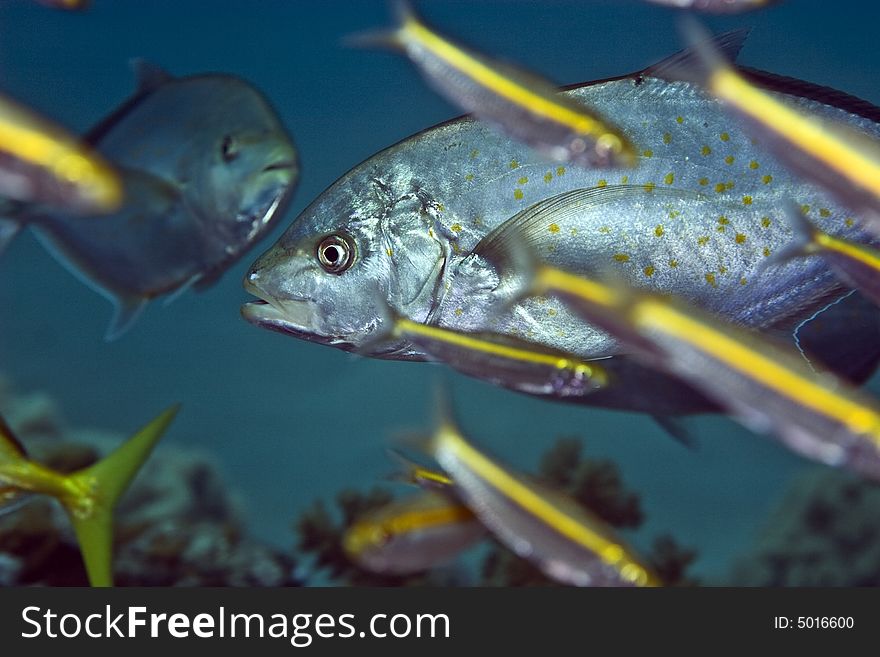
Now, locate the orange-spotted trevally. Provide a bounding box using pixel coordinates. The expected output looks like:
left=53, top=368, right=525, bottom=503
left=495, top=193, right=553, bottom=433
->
left=2, top=62, right=298, bottom=339
left=0, top=405, right=178, bottom=586
left=424, top=399, right=660, bottom=587
left=672, top=20, right=880, bottom=239
left=351, top=1, right=637, bottom=168
left=0, top=93, right=121, bottom=213
left=530, top=264, right=880, bottom=482
left=243, top=31, right=880, bottom=418
left=343, top=489, right=484, bottom=575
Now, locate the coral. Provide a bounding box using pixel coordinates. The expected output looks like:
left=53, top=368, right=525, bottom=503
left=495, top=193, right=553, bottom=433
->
left=0, top=375, right=301, bottom=586
left=729, top=468, right=880, bottom=586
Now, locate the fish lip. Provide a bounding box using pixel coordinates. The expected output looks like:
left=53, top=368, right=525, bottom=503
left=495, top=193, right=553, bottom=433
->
left=240, top=295, right=343, bottom=347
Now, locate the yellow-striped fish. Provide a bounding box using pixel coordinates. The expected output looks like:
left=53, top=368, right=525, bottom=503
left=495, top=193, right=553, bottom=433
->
left=343, top=490, right=484, bottom=575
left=532, top=264, right=880, bottom=481
left=387, top=314, right=609, bottom=398
left=351, top=1, right=637, bottom=168
left=0, top=405, right=178, bottom=586
left=426, top=400, right=660, bottom=587
left=671, top=20, right=880, bottom=237
left=767, top=203, right=880, bottom=308
left=0, top=93, right=122, bottom=213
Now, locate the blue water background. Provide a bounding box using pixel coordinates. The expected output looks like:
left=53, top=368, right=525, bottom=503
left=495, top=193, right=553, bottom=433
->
left=0, top=0, right=877, bottom=582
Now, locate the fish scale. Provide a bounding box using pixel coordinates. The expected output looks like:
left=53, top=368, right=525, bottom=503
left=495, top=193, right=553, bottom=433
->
left=243, top=59, right=880, bottom=416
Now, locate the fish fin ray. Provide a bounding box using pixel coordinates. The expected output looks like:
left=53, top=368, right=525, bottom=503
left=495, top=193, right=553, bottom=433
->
left=740, top=67, right=880, bottom=124
left=794, top=290, right=880, bottom=385
left=643, top=22, right=750, bottom=82
left=105, top=295, right=148, bottom=341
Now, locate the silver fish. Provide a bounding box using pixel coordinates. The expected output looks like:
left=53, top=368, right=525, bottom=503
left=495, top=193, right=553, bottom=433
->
left=243, top=35, right=880, bottom=416
left=343, top=489, right=485, bottom=575
left=424, top=398, right=659, bottom=586
left=3, top=62, right=299, bottom=340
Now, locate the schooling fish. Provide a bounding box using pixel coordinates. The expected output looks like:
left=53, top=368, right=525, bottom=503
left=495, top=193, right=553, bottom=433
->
left=530, top=263, right=880, bottom=481
left=0, top=405, right=178, bottom=586
left=343, top=489, right=484, bottom=575
left=767, top=203, right=880, bottom=308
left=2, top=62, right=298, bottom=339
left=424, top=398, right=659, bottom=586
left=644, top=0, right=780, bottom=13
left=372, top=306, right=609, bottom=397
left=243, top=33, right=880, bottom=417
left=351, top=1, right=636, bottom=168
left=671, top=20, right=880, bottom=238
left=0, top=93, right=121, bottom=213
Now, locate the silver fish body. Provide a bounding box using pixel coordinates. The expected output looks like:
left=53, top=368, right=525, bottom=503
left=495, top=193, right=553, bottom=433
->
left=244, top=65, right=880, bottom=415
left=15, top=65, right=299, bottom=339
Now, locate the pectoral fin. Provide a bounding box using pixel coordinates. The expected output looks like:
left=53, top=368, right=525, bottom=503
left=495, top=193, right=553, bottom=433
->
left=105, top=294, right=148, bottom=341
left=471, top=185, right=696, bottom=272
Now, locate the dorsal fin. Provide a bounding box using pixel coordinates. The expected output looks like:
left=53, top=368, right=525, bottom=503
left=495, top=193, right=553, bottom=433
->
left=740, top=67, right=880, bottom=124
left=84, top=61, right=173, bottom=146
left=643, top=27, right=751, bottom=80
left=131, top=59, right=173, bottom=93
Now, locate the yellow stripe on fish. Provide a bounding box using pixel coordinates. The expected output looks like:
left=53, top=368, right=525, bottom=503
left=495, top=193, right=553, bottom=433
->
left=354, top=1, right=636, bottom=168
left=707, top=68, right=880, bottom=200
left=0, top=95, right=122, bottom=212
left=392, top=316, right=609, bottom=388
left=533, top=264, right=880, bottom=478
left=400, top=18, right=612, bottom=146
left=430, top=416, right=659, bottom=586
left=343, top=490, right=483, bottom=575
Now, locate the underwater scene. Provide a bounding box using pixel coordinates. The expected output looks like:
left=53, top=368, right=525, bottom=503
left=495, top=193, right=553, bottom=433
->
left=1, top=0, right=880, bottom=586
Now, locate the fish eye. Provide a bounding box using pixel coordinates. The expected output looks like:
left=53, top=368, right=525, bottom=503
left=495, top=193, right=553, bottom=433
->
left=317, top=233, right=356, bottom=274
left=220, top=135, right=239, bottom=163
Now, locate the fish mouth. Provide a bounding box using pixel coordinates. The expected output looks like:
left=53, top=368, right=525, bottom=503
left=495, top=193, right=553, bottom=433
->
left=241, top=299, right=317, bottom=339
left=241, top=278, right=340, bottom=345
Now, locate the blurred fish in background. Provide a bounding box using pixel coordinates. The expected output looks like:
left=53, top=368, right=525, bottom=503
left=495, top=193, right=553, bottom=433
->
left=1, top=62, right=299, bottom=339
left=0, top=92, right=121, bottom=214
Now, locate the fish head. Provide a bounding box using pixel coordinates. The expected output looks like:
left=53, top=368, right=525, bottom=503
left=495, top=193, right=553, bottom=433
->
left=242, top=169, right=449, bottom=356
left=181, top=79, right=300, bottom=278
